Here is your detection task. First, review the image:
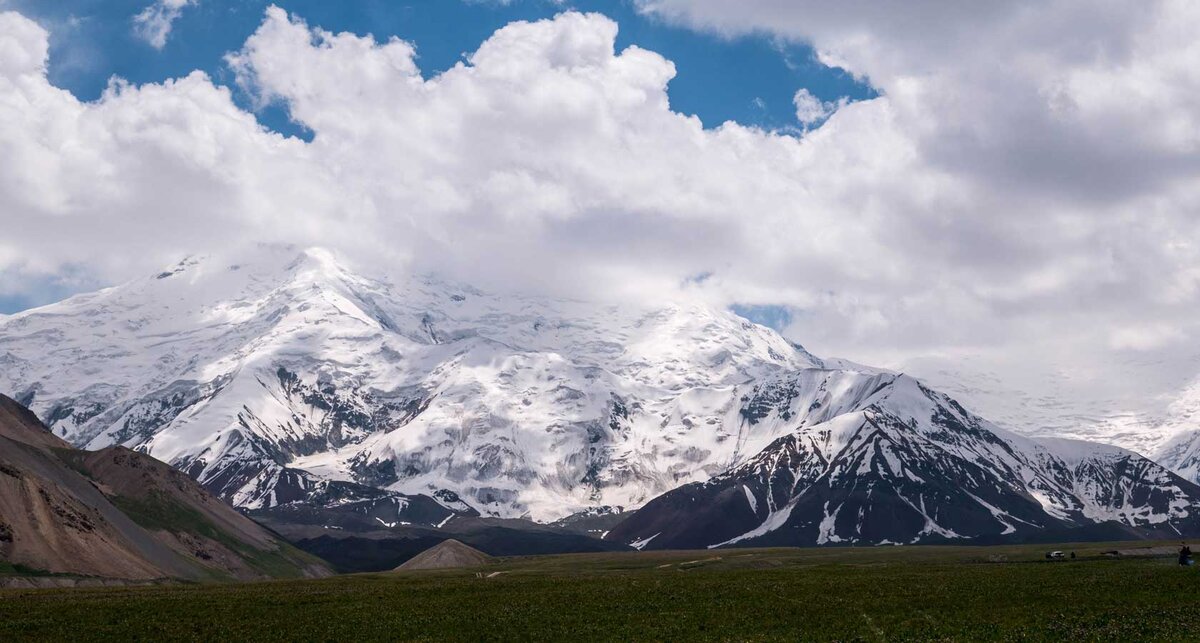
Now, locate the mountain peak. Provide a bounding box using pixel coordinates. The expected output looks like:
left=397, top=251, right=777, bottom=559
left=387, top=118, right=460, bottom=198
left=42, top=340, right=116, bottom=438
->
left=1, top=248, right=819, bottom=521
left=8, top=246, right=1188, bottom=542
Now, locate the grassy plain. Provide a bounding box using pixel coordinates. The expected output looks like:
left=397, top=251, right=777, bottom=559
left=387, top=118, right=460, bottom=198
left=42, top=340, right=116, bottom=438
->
left=1, top=541, right=1196, bottom=641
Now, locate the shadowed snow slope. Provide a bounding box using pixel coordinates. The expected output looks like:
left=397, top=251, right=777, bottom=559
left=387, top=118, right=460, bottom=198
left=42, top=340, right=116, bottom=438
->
left=3, top=246, right=1198, bottom=545
left=606, top=374, right=1200, bottom=549
left=1157, top=431, right=1200, bottom=486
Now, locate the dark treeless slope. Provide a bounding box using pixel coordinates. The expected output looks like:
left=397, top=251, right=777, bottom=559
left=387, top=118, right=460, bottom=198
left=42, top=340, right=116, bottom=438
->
left=0, top=394, right=331, bottom=581
left=395, top=539, right=493, bottom=571
left=256, top=512, right=631, bottom=573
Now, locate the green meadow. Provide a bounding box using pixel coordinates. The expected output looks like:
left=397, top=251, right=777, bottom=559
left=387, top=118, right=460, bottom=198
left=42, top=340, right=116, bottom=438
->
left=2, top=542, right=1196, bottom=641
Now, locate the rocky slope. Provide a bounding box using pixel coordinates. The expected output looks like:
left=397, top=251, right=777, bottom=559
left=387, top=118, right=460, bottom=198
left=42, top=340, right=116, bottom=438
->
left=0, top=394, right=330, bottom=581
left=605, top=371, right=1200, bottom=549
left=395, top=539, right=492, bottom=571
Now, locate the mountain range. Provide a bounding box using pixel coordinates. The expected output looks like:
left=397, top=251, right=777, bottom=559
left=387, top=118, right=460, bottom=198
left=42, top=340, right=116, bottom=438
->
left=2, top=245, right=1199, bottom=551
left=608, top=372, right=1200, bottom=549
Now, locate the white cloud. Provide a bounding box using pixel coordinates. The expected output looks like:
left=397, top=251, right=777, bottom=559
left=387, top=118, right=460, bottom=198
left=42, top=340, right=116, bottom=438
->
left=0, top=9, right=47, bottom=75
left=1109, top=323, right=1186, bottom=352
left=792, top=88, right=847, bottom=129
left=792, top=88, right=828, bottom=125
left=634, top=0, right=1200, bottom=448
left=2, top=4, right=1200, bottom=448
left=132, top=0, right=195, bottom=49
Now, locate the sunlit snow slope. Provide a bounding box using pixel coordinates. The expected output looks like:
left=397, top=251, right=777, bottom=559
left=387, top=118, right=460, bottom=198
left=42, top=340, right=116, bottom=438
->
left=3, top=246, right=1198, bottom=542
left=0, top=247, right=817, bottom=521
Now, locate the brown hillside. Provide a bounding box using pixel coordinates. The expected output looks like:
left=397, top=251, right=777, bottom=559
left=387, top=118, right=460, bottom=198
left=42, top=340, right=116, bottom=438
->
left=396, top=539, right=494, bottom=571
left=0, top=394, right=331, bottom=581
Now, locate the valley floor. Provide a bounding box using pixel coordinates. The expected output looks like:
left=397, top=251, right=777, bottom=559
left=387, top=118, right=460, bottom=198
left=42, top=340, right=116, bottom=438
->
left=2, top=542, right=1198, bottom=641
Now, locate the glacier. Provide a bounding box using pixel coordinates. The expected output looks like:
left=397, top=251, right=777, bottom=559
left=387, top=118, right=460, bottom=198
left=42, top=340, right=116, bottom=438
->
left=0, top=246, right=820, bottom=521
left=3, top=245, right=1199, bottom=543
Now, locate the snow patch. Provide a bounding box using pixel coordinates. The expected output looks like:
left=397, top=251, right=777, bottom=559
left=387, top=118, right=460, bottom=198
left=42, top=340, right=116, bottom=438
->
left=630, top=533, right=660, bottom=550
left=816, top=501, right=844, bottom=545
left=711, top=500, right=797, bottom=548
left=742, top=485, right=757, bottom=514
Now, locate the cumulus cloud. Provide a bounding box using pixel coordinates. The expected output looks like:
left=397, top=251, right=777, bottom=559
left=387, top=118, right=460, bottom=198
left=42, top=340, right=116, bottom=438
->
left=0, top=10, right=47, bottom=76
left=133, top=0, right=195, bottom=49
left=2, top=4, right=1200, bottom=447
left=792, top=88, right=836, bottom=127
left=634, top=0, right=1200, bottom=446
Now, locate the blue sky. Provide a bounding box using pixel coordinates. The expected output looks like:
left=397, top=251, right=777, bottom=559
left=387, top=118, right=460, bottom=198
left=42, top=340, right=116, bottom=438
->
left=0, top=0, right=872, bottom=315
left=5, top=0, right=872, bottom=142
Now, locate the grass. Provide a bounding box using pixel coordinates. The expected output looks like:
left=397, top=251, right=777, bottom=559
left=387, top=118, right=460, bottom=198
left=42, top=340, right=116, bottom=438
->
left=1, top=541, right=1197, bottom=641
left=110, top=492, right=224, bottom=536
left=109, top=492, right=322, bottom=580
left=0, top=561, right=56, bottom=577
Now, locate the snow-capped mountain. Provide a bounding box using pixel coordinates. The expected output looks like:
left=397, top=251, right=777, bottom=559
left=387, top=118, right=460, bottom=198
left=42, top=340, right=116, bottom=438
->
left=0, top=246, right=816, bottom=521
left=2, top=245, right=1198, bottom=542
left=1156, top=432, right=1200, bottom=487
left=607, top=371, right=1200, bottom=549
left=902, top=354, right=1200, bottom=459
left=1151, top=379, right=1200, bottom=486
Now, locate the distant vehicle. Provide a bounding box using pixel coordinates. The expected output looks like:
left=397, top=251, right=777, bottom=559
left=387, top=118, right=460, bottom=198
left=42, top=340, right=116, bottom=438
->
left=1045, top=551, right=1066, bottom=560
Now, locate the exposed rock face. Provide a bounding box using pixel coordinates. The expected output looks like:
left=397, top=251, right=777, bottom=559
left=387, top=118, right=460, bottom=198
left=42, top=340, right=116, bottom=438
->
left=395, top=539, right=493, bottom=571
left=0, top=394, right=330, bottom=581
left=606, top=373, right=1200, bottom=549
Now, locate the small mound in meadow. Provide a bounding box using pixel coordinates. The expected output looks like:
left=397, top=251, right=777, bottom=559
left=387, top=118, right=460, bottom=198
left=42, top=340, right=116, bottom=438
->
left=395, top=539, right=493, bottom=571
